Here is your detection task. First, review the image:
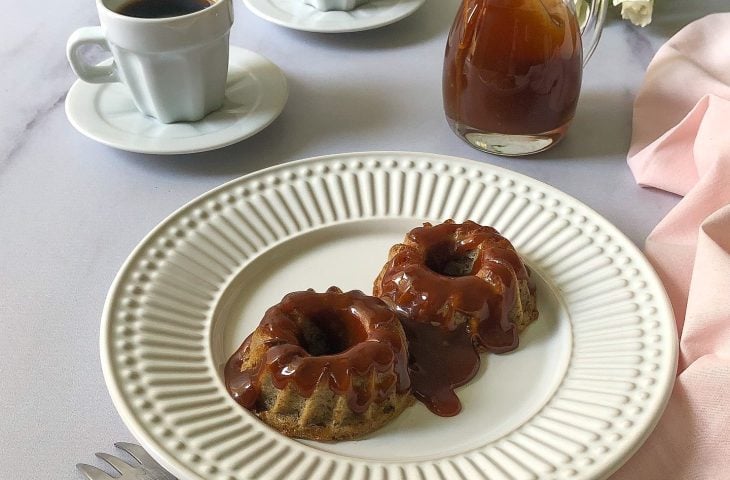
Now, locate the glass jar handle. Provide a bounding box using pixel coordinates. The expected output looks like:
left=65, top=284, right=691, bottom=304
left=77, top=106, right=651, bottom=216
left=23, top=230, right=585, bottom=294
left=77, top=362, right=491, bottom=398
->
left=577, top=0, right=607, bottom=65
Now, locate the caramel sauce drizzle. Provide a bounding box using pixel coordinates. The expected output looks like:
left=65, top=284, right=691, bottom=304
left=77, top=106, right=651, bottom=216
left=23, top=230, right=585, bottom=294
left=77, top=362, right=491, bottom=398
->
left=375, top=221, right=530, bottom=416
left=225, top=288, right=411, bottom=415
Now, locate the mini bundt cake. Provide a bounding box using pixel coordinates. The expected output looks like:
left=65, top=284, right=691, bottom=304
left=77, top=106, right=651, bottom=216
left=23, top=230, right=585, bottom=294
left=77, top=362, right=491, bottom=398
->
left=373, top=220, right=538, bottom=416
left=224, top=287, right=413, bottom=441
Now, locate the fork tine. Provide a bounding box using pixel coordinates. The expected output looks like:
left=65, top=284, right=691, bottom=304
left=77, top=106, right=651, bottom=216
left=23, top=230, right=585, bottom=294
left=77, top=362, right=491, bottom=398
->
left=115, top=442, right=157, bottom=466
left=96, top=453, right=136, bottom=475
left=76, top=463, right=115, bottom=480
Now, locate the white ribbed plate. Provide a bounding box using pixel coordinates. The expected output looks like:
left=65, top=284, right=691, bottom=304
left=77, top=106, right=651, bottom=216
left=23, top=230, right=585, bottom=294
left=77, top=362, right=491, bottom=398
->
left=101, top=152, right=677, bottom=480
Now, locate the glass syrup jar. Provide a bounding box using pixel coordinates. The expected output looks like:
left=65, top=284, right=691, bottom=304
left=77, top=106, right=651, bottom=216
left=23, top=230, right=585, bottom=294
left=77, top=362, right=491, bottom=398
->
left=443, top=0, right=606, bottom=156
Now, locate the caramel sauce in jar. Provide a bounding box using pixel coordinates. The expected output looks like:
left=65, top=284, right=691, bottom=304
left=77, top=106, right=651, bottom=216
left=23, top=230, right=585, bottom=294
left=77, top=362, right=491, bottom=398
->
left=443, top=0, right=583, bottom=154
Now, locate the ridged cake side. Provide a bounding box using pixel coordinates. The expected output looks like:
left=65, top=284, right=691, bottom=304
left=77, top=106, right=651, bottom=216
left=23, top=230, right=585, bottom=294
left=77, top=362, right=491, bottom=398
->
left=225, top=288, right=413, bottom=440
left=257, top=373, right=414, bottom=441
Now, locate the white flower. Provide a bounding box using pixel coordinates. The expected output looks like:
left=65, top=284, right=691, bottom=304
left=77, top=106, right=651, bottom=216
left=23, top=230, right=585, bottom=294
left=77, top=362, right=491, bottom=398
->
left=614, top=0, right=654, bottom=27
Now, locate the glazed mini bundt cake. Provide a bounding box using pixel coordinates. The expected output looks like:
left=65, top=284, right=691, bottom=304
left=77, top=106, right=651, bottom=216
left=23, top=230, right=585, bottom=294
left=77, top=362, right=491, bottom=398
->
left=373, top=220, right=538, bottom=416
left=224, top=287, right=413, bottom=441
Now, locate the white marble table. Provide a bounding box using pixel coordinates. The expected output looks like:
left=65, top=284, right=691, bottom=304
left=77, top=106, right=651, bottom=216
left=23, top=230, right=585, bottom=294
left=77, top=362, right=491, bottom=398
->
left=1, top=0, right=727, bottom=478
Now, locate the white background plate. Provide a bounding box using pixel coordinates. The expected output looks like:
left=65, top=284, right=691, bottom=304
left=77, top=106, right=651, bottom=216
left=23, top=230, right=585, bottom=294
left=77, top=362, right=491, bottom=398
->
left=242, top=0, right=426, bottom=33
left=101, top=152, right=677, bottom=480
left=65, top=47, right=288, bottom=155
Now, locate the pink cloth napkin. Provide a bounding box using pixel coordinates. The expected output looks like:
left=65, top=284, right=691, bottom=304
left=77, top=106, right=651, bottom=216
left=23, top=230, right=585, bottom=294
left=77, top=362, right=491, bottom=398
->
left=611, top=13, right=730, bottom=479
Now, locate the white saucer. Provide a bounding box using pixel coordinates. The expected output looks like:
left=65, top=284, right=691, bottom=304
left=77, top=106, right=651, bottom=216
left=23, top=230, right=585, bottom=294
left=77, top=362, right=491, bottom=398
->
left=65, top=47, right=288, bottom=155
left=243, top=0, right=426, bottom=33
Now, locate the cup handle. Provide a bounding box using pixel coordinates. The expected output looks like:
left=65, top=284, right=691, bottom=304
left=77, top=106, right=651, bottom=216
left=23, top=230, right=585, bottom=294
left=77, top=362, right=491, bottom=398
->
left=66, top=26, right=120, bottom=84
left=578, top=0, right=608, bottom=65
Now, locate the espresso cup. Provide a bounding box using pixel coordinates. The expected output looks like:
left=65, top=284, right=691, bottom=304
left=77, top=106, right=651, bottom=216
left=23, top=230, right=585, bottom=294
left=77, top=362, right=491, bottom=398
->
left=67, top=0, right=234, bottom=124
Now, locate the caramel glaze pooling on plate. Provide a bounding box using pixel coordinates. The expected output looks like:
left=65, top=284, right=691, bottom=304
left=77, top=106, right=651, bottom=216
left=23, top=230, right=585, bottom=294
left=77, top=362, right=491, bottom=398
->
left=225, top=288, right=411, bottom=415
left=374, top=221, right=532, bottom=416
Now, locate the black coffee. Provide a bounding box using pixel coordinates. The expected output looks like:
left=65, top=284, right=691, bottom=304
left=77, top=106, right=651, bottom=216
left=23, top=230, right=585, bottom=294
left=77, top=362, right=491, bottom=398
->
left=116, top=0, right=213, bottom=18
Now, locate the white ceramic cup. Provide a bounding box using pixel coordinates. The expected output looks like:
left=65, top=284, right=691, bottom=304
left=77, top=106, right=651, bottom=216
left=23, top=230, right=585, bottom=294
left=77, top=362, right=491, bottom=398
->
left=67, top=0, right=234, bottom=124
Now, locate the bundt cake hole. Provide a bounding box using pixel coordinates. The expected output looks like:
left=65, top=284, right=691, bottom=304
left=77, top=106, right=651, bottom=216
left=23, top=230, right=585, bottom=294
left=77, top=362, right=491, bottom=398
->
left=297, top=310, right=368, bottom=356
left=425, top=242, right=479, bottom=277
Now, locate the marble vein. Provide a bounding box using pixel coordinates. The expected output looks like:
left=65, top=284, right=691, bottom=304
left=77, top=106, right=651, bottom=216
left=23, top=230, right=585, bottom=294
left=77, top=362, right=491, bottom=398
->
left=0, top=90, right=66, bottom=175
left=0, top=3, right=96, bottom=175
left=621, top=22, right=658, bottom=69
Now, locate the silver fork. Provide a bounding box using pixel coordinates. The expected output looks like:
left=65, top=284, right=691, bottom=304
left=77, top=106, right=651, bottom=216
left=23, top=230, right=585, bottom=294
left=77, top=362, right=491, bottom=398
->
left=77, top=442, right=177, bottom=480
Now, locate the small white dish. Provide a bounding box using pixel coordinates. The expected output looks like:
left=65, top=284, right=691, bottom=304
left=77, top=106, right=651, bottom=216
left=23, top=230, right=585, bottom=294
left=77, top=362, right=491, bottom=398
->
left=305, top=0, right=368, bottom=11
left=243, top=0, right=426, bottom=33
left=65, top=46, right=288, bottom=155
